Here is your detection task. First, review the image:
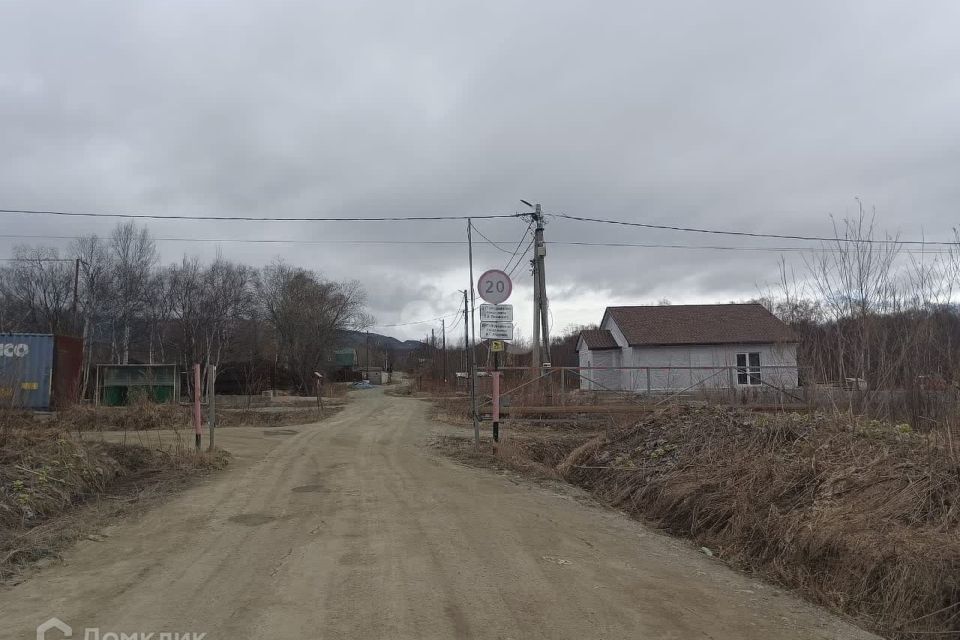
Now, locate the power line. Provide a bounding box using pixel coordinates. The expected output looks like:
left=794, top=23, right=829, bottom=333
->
left=0, top=208, right=523, bottom=223
left=503, top=221, right=534, bottom=272
left=0, top=257, right=74, bottom=262
left=373, top=308, right=462, bottom=328
left=507, top=236, right=535, bottom=278
left=469, top=222, right=513, bottom=253
left=552, top=212, right=959, bottom=246
left=1, top=233, right=953, bottom=255
left=547, top=241, right=956, bottom=254
left=0, top=233, right=517, bottom=247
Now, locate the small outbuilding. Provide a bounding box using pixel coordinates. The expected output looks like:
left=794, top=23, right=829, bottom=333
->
left=96, top=363, right=179, bottom=406
left=577, top=303, right=799, bottom=392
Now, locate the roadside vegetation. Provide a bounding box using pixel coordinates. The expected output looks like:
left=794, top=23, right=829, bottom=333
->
left=0, top=220, right=374, bottom=401
left=434, top=406, right=958, bottom=639
left=0, top=389, right=350, bottom=581
left=0, top=422, right=228, bottom=582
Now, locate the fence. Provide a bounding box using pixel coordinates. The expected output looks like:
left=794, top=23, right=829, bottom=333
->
left=466, top=365, right=805, bottom=411
left=454, top=365, right=960, bottom=426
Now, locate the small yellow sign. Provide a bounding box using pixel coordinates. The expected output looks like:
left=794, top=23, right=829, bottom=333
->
left=491, top=340, right=505, bottom=352
left=20, top=382, right=39, bottom=390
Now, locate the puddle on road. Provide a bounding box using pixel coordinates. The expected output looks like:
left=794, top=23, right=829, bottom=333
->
left=263, top=429, right=299, bottom=436
left=229, top=513, right=277, bottom=526
left=291, top=484, right=325, bottom=493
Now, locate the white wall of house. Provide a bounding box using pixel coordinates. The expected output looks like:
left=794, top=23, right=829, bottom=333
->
left=576, top=338, right=622, bottom=390
left=619, top=342, right=798, bottom=391
left=578, top=315, right=800, bottom=391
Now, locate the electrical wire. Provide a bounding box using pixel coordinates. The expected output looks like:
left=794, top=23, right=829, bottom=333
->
left=0, top=208, right=523, bottom=223
left=507, top=237, right=535, bottom=278
left=469, top=222, right=513, bottom=254
left=503, top=221, right=534, bottom=272
left=373, top=310, right=462, bottom=328
left=0, top=232, right=521, bottom=247
left=546, top=241, right=956, bottom=254
left=551, top=212, right=958, bottom=246
left=0, top=257, right=74, bottom=262
left=0, top=232, right=954, bottom=254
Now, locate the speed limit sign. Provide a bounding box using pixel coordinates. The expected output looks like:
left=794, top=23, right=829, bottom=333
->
left=477, top=269, right=512, bottom=304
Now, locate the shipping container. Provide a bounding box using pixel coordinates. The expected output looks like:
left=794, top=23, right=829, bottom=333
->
left=53, top=335, right=83, bottom=408
left=0, top=334, right=55, bottom=410
left=0, top=333, right=83, bottom=410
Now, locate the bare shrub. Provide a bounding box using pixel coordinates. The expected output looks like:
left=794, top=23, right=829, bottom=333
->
left=560, top=406, right=960, bottom=639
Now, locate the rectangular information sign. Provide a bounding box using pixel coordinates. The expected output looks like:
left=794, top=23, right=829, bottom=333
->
left=479, top=304, right=513, bottom=322
left=480, top=321, right=514, bottom=340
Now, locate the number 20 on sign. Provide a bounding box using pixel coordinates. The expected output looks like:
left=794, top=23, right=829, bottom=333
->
left=477, top=269, right=512, bottom=304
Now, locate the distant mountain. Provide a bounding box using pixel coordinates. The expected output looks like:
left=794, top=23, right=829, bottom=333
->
left=337, top=330, right=424, bottom=352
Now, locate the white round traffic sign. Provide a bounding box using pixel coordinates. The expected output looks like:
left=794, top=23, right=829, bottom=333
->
left=477, top=269, right=512, bottom=304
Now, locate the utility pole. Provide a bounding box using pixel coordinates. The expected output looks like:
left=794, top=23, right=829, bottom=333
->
left=535, top=204, right=552, bottom=365
left=531, top=243, right=540, bottom=377
left=366, top=330, right=371, bottom=379
left=466, top=220, right=479, bottom=450
left=441, top=318, right=447, bottom=385
left=463, top=289, right=477, bottom=449
left=529, top=203, right=551, bottom=375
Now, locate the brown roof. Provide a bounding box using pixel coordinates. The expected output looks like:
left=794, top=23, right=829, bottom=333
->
left=604, top=303, right=798, bottom=347
left=578, top=329, right=620, bottom=350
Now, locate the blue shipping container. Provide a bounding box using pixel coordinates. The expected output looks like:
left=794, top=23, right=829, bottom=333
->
left=0, top=334, right=55, bottom=410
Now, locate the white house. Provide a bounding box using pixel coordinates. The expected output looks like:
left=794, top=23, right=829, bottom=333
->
left=576, top=303, right=799, bottom=392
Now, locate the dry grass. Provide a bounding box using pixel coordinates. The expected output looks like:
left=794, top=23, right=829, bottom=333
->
left=554, top=406, right=960, bottom=639
left=1, top=396, right=342, bottom=435
left=0, top=422, right=228, bottom=581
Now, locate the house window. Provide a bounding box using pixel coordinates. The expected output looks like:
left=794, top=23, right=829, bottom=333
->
left=736, top=352, right=761, bottom=385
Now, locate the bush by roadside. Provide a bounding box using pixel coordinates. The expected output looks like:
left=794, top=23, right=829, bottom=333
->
left=553, top=406, right=960, bottom=639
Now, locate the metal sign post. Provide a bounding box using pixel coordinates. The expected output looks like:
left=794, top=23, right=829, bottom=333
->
left=492, top=351, right=501, bottom=444
left=476, top=269, right=514, bottom=448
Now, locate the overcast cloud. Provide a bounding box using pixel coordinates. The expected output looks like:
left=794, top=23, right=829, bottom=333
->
left=2, top=1, right=959, bottom=338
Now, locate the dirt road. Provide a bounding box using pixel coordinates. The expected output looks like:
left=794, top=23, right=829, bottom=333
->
left=0, top=389, right=876, bottom=639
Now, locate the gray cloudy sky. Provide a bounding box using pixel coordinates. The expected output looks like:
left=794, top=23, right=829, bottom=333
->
left=2, top=1, right=959, bottom=339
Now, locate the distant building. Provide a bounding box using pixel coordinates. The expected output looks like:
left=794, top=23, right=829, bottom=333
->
left=576, top=304, right=799, bottom=392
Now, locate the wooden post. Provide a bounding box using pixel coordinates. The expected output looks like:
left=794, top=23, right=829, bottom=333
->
left=560, top=367, right=566, bottom=405
left=207, top=364, right=217, bottom=451
left=315, top=373, right=325, bottom=416
left=728, top=366, right=737, bottom=404
left=193, top=363, right=202, bottom=450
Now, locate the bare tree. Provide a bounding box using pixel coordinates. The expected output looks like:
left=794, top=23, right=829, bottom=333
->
left=803, top=207, right=902, bottom=389
left=0, top=246, right=73, bottom=333
left=108, top=221, right=158, bottom=363
left=258, top=262, right=370, bottom=391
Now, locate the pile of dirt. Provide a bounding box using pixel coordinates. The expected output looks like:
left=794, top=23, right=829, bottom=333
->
left=556, top=406, right=960, bottom=639
left=0, top=426, right=227, bottom=580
